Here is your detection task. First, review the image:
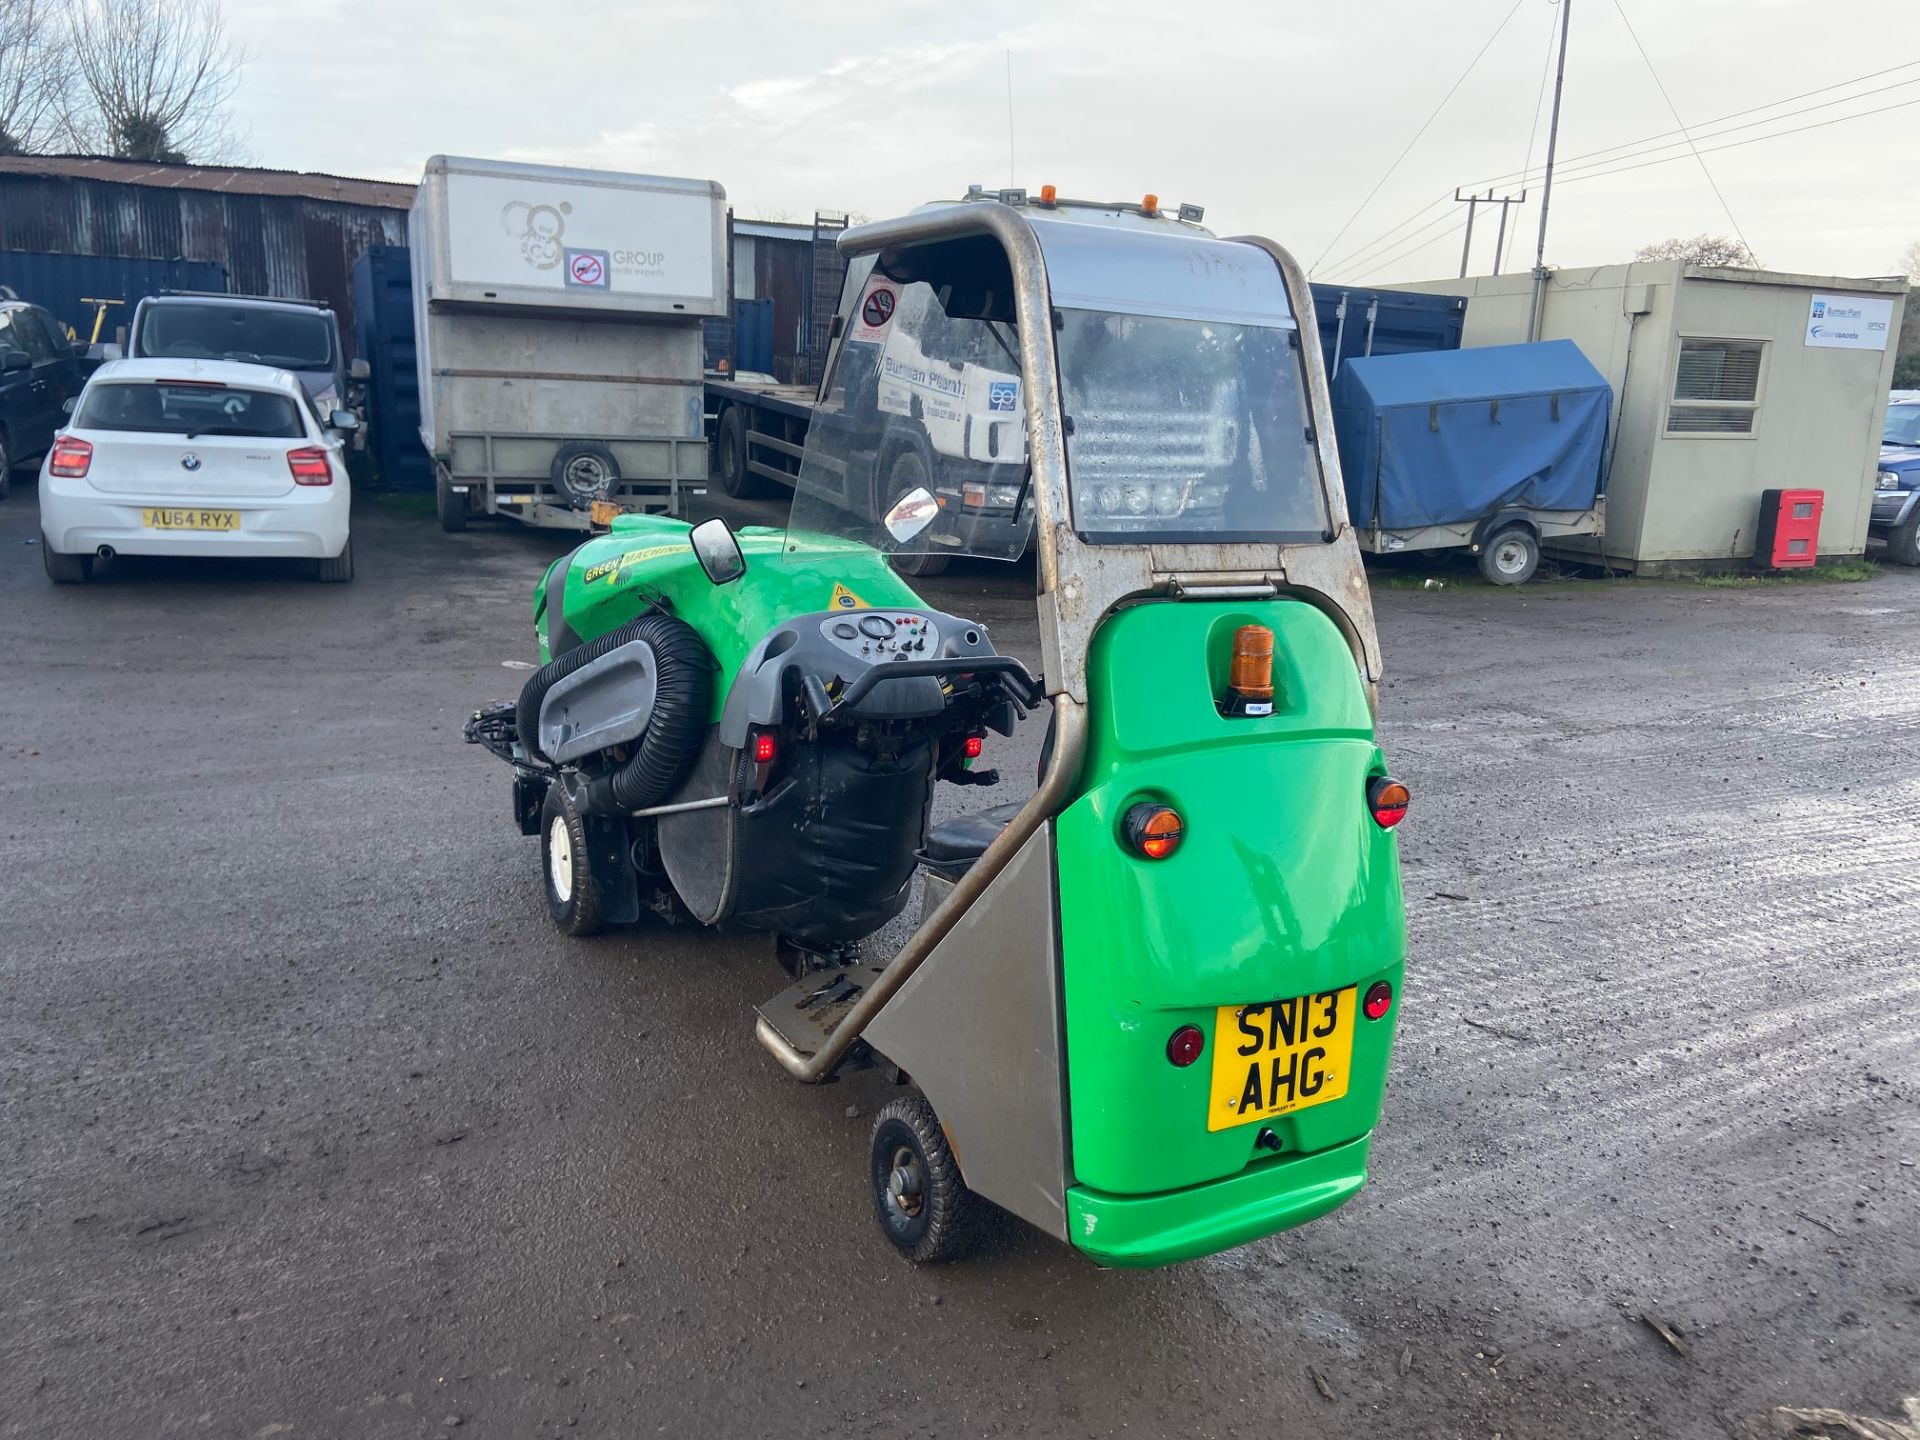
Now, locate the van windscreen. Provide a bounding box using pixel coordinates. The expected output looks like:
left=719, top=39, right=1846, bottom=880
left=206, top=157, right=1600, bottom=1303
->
left=137, top=304, right=333, bottom=371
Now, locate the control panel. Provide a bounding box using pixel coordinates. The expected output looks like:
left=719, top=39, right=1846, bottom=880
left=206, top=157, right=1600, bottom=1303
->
left=819, top=610, right=940, bottom=660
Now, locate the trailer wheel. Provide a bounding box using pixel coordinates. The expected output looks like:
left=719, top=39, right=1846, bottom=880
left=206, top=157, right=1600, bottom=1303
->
left=541, top=784, right=605, bottom=937
left=1478, top=525, right=1540, bottom=585
left=869, top=1096, right=980, bottom=1263
left=1888, top=515, right=1920, bottom=568
left=715, top=406, right=774, bottom=499
left=882, top=448, right=949, bottom=577
left=436, top=467, right=467, bottom=533
left=552, top=441, right=621, bottom=508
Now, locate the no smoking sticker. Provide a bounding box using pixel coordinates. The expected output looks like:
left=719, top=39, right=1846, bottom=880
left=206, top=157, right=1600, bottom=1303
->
left=564, top=248, right=610, bottom=289
left=851, top=278, right=899, bottom=341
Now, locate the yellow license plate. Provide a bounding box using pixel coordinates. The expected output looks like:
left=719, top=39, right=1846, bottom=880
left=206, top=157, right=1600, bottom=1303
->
left=1207, top=987, right=1356, bottom=1131
left=589, top=499, right=624, bottom=527
left=142, top=508, right=240, bottom=531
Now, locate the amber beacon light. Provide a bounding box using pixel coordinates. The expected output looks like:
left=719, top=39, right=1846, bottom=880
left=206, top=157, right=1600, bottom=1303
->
left=1226, top=624, right=1275, bottom=716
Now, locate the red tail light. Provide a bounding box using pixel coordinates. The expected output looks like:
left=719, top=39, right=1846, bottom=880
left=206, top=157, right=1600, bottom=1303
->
left=49, top=436, right=93, bottom=478
left=1367, top=777, right=1409, bottom=829
left=287, top=446, right=332, bottom=485
left=1363, top=981, right=1395, bottom=1020
left=752, top=732, right=777, bottom=765
left=1122, top=803, right=1184, bottom=860
left=963, top=734, right=983, bottom=759
left=1166, top=1025, right=1205, bottom=1066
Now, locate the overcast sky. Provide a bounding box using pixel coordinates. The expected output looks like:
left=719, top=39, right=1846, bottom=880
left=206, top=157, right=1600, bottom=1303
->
left=229, top=0, right=1919, bottom=282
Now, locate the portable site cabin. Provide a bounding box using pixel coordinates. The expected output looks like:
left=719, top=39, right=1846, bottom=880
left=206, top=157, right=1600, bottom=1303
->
left=1389, top=262, right=1906, bottom=573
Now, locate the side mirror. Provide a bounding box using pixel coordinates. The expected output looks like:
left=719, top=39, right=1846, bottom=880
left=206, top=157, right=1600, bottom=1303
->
left=61, top=396, right=77, bottom=415
left=689, top=516, right=746, bottom=586
left=883, top=485, right=940, bottom=543
left=348, top=358, right=370, bottom=382
left=1, top=349, right=29, bottom=373
left=329, top=409, right=361, bottom=433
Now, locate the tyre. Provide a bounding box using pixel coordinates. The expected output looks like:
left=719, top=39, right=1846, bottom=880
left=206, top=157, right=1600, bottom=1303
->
left=1478, top=525, right=1540, bottom=585
left=541, top=782, right=605, bottom=937
left=551, top=441, right=621, bottom=509
left=869, top=1095, right=980, bottom=1263
left=882, top=448, right=949, bottom=578
left=0, top=432, right=11, bottom=501
left=1888, top=515, right=1920, bottom=568
left=715, top=406, right=774, bottom=499
left=436, top=467, right=467, bottom=533
left=41, top=535, right=92, bottom=584
left=315, top=537, right=354, bottom=583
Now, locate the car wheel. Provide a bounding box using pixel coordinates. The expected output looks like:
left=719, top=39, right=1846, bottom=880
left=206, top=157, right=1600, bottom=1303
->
left=715, top=406, right=774, bottom=499
left=436, top=466, right=467, bottom=533
left=1478, top=525, right=1540, bottom=585
left=316, top=537, right=354, bottom=583
left=1889, top=514, right=1920, bottom=568
left=869, top=1095, right=980, bottom=1263
left=42, top=536, right=92, bottom=584
left=0, top=432, right=11, bottom=501
left=883, top=448, right=949, bottom=578
left=541, top=783, right=605, bottom=937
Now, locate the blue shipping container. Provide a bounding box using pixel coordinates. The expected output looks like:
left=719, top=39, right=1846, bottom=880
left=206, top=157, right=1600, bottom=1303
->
left=0, top=249, right=228, bottom=345
left=350, top=244, right=434, bottom=493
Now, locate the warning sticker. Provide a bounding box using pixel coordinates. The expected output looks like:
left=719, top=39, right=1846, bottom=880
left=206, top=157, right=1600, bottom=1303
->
left=851, top=278, right=899, bottom=342
left=564, top=248, right=610, bottom=289
left=829, top=582, right=869, bottom=610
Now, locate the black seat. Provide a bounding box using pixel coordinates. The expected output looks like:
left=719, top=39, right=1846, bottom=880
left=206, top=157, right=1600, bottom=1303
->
left=919, top=799, right=1025, bottom=879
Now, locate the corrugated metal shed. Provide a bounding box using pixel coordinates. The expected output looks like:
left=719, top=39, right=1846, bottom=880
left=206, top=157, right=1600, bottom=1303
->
left=0, top=157, right=413, bottom=356
left=0, top=250, right=228, bottom=341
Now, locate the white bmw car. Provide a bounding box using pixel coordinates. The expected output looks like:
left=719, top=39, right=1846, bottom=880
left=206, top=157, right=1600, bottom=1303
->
left=38, top=358, right=356, bottom=584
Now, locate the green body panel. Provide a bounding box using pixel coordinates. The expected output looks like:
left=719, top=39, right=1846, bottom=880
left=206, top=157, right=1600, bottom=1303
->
left=1055, top=598, right=1406, bottom=1264
left=533, top=514, right=926, bottom=722
left=1068, top=1133, right=1371, bottom=1268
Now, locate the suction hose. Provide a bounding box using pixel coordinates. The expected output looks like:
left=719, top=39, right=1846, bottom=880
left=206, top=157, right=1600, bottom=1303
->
left=517, top=606, right=713, bottom=812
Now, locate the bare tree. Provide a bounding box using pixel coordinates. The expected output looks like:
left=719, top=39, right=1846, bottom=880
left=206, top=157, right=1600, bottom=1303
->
left=1901, top=238, right=1920, bottom=283
left=0, top=0, right=71, bottom=154
left=1634, top=234, right=1762, bottom=268
left=61, top=0, right=242, bottom=162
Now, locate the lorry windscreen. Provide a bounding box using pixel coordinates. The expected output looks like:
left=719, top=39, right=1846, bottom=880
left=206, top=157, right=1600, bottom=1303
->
left=137, top=304, right=334, bottom=371
left=1055, top=308, right=1331, bottom=545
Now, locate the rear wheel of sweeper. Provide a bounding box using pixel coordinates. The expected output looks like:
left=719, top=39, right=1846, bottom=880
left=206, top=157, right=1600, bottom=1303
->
left=541, top=783, right=604, bottom=937
left=870, top=1095, right=980, bottom=1263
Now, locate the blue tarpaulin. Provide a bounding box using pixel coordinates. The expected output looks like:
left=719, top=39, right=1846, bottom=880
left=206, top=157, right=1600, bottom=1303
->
left=1332, top=339, right=1611, bottom=531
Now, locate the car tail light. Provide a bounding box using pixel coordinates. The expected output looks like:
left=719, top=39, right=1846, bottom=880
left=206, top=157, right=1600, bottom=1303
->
left=1368, top=777, right=1409, bottom=829
left=752, top=732, right=777, bottom=765
left=48, top=436, right=92, bottom=478
left=287, top=447, right=332, bottom=485
left=1363, top=981, right=1395, bottom=1021
left=963, top=734, right=983, bottom=759
left=1122, top=803, right=1184, bottom=860
left=1166, top=1024, right=1204, bottom=1066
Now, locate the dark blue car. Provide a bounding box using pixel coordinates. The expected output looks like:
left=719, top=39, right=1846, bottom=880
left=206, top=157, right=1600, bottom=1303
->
left=1875, top=397, right=1920, bottom=566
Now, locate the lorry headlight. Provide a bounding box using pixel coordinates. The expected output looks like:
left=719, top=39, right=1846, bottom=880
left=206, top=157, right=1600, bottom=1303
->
left=1878, top=470, right=1901, bottom=491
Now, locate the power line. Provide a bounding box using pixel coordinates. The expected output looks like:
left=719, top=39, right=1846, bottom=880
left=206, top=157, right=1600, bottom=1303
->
left=1350, top=215, right=1474, bottom=285
left=1607, top=0, right=1751, bottom=253
left=1466, top=59, right=1920, bottom=190
left=1553, top=91, right=1920, bottom=187
left=1326, top=58, right=1920, bottom=281
left=1308, top=0, right=1527, bottom=274
left=1322, top=55, right=1920, bottom=282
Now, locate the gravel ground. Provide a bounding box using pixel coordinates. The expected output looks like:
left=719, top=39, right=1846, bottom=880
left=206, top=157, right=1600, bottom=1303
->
left=1, top=487, right=1914, bottom=1440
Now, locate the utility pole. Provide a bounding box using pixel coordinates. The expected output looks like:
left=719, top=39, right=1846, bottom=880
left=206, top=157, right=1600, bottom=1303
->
left=1528, top=0, right=1571, bottom=341
left=1456, top=187, right=1528, bottom=277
